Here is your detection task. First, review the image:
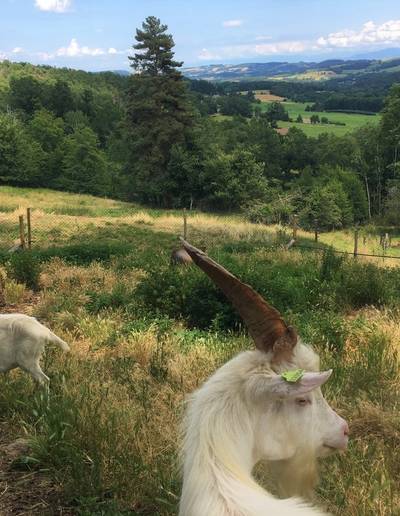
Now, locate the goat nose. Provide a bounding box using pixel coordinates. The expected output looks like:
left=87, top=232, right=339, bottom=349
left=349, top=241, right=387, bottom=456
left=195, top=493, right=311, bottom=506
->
left=343, top=421, right=349, bottom=436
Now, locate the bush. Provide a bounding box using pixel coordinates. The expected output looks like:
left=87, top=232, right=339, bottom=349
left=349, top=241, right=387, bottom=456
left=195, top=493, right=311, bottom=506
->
left=134, top=251, right=332, bottom=330
left=340, top=262, right=400, bottom=308
left=320, top=248, right=345, bottom=281
left=134, top=265, right=235, bottom=329
left=134, top=248, right=400, bottom=332
left=245, top=202, right=273, bottom=224
left=7, top=251, right=41, bottom=290
left=86, top=282, right=136, bottom=314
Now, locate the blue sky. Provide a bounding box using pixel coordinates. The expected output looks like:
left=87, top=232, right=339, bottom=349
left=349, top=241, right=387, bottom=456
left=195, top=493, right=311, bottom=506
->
left=1, top=0, right=400, bottom=70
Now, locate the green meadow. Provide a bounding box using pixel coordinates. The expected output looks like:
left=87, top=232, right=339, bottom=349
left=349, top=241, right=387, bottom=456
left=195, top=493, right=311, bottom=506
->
left=259, top=100, right=380, bottom=137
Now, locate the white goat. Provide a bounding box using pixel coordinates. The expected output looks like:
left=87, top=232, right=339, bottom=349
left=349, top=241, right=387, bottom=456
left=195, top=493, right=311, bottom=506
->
left=179, top=240, right=349, bottom=516
left=0, top=314, right=70, bottom=384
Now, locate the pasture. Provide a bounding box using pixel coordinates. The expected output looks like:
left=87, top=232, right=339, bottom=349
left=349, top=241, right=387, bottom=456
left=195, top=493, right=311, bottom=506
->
left=0, top=187, right=399, bottom=515
left=258, top=100, right=380, bottom=137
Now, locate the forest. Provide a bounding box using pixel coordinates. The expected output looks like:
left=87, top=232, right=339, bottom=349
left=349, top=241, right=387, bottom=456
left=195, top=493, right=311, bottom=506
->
left=0, top=17, right=400, bottom=230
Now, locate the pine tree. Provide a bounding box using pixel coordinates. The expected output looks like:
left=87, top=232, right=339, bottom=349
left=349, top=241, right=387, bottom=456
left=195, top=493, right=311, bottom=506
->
left=126, top=16, right=194, bottom=206
left=129, top=16, right=183, bottom=76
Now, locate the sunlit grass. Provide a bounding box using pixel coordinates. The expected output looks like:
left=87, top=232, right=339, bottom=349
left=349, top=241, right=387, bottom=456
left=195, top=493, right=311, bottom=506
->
left=1, top=187, right=399, bottom=268
left=0, top=253, right=399, bottom=514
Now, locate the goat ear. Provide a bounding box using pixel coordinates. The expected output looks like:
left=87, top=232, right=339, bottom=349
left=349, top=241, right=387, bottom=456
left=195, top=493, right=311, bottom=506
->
left=268, top=370, right=333, bottom=398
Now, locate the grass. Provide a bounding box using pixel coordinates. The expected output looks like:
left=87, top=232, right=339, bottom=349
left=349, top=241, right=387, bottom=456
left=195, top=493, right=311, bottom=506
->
left=258, top=100, right=380, bottom=137
left=1, top=186, right=399, bottom=263
left=0, top=186, right=399, bottom=514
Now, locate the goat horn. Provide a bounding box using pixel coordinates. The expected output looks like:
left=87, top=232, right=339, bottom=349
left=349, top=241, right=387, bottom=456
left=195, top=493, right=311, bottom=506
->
left=180, top=239, right=297, bottom=354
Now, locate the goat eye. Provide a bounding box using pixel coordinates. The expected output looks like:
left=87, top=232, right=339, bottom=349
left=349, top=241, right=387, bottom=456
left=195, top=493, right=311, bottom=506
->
left=296, top=398, right=310, bottom=406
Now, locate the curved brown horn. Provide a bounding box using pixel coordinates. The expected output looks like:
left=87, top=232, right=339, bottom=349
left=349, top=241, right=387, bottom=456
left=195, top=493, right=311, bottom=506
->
left=180, top=238, right=297, bottom=354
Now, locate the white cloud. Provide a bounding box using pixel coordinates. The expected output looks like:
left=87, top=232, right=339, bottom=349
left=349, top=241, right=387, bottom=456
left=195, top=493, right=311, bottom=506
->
left=198, top=40, right=307, bottom=60
left=317, top=19, right=400, bottom=48
left=255, top=41, right=307, bottom=54
left=198, top=48, right=221, bottom=60
left=35, top=0, right=71, bottom=13
left=12, top=47, right=24, bottom=54
left=197, top=18, right=400, bottom=62
left=56, top=38, right=105, bottom=57
left=222, top=20, right=243, bottom=28
left=108, top=47, right=117, bottom=55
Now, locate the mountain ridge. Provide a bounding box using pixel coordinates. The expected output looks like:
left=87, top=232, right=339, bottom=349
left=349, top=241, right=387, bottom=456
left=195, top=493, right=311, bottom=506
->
left=183, top=55, right=400, bottom=81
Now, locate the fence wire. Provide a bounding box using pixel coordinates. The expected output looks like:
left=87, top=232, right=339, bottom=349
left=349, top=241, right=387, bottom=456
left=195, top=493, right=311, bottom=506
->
left=1, top=205, right=400, bottom=265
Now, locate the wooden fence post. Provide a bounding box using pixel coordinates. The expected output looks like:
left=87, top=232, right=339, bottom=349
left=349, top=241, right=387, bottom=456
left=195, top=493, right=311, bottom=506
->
left=27, top=208, right=32, bottom=250
left=314, top=220, right=318, bottom=243
left=353, top=227, right=359, bottom=258
left=183, top=208, right=187, bottom=240
left=18, top=215, right=26, bottom=250
left=292, top=215, right=298, bottom=241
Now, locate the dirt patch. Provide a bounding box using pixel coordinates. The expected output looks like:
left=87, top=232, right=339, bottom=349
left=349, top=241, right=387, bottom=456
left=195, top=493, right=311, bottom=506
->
left=254, top=90, right=286, bottom=102
left=1, top=294, right=40, bottom=316
left=0, top=422, right=74, bottom=515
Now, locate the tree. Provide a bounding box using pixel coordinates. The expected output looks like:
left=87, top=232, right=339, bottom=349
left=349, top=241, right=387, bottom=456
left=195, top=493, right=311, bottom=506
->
left=300, top=182, right=352, bottom=230
left=384, top=180, right=400, bottom=224
left=28, top=109, right=65, bottom=183
left=310, top=114, right=320, bottom=124
left=296, top=114, right=303, bottom=123
left=0, top=113, right=45, bottom=185
left=129, top=16, right=182, bottom=75
left=28, top=109, right=64, bottom=153
left=49, top=80, right=75, bottom=118
left=354, top=125, right=385, bottom=217
left=57, top=126, right=111, bottom=195
left=8, top=76, right=43, bottom=116
left=126, top=16, right=194, bottom=205
left=264, top=102, right=289, bottom=123
left=200, top=149, right=268, bottom=210
left=218, top=95, right=253, bottom=117
left=380, top=84, right=400, bottom=182
left=64, top=110, right=91, bottom=133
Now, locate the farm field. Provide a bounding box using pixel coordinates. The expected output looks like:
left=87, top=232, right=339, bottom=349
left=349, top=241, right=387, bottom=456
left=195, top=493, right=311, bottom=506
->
left=258, top=99, right=380, bottom=137
left=0, top=187, right=399, bottom=515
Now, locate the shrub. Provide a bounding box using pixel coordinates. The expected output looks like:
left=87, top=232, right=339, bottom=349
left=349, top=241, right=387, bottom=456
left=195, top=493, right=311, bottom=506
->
left=320, top=248, right=345, bottom=281
left=340, top=262, right=399, bottom=308
left=4, top=279, right=27, bottom=305
left=7, top=251, right=41, bottom=291
left=86, top=282, right=136, bottom=314
left=134, top=251, right=331, bottom=331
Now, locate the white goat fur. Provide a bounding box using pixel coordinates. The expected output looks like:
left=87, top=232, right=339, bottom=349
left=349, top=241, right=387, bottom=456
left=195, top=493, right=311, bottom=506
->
left=180, top=341, right=346, bottom=516
left=0, top=314, right=70, bottom=383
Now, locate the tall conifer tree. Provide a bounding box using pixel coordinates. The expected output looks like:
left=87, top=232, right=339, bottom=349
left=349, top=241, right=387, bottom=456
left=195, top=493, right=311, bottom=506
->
left=126, top=16, right=193, bottom=206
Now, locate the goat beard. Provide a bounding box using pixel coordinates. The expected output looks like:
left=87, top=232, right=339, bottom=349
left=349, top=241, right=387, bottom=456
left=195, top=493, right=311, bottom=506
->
left=269, top=450, right=319, bottom=501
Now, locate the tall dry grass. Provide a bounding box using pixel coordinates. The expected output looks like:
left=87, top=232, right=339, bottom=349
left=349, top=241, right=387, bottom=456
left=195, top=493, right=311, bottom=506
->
left=0, top=256, right=398, bottom=514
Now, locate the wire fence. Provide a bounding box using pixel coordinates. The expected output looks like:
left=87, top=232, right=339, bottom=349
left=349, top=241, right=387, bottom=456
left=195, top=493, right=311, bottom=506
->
left=1, top=204, right=400, bottom=265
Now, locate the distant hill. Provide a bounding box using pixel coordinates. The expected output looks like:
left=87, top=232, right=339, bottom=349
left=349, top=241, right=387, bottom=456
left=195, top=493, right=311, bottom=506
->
left=183, top=57, right=400, bottom=81
left=352, top=48, right=400, bottom=60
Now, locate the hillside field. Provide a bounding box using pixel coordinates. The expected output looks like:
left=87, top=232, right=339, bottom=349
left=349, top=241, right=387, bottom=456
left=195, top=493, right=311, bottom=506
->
left=0, top=187, right=399, bottom=515
left=258, top=99, right=380, bottom=137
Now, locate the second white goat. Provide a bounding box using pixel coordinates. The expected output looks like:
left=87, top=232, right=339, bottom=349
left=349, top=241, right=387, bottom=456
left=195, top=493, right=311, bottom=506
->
left=0, top=313, right=70, bottom=384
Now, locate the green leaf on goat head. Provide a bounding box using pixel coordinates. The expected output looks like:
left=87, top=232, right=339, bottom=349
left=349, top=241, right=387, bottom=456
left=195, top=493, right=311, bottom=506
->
left=281, top=369, right=305, bottom=383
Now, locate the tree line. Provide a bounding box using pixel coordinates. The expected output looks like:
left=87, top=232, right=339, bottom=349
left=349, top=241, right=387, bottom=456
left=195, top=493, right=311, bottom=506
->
left=0, top=16, right=400, bottom=228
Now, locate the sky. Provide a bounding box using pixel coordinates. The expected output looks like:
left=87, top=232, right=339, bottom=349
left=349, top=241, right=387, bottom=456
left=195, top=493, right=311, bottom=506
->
left=1, top=0, right=400, bottom=71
